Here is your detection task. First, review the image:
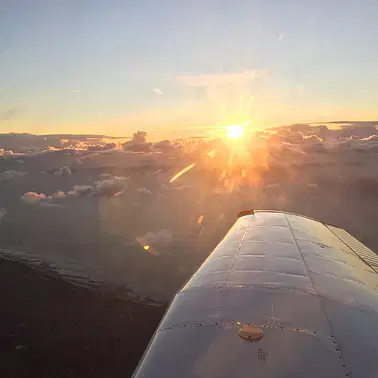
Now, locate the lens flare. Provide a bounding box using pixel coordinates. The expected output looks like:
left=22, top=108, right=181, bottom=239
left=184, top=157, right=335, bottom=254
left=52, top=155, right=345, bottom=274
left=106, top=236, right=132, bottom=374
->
left=227, top=124, right=245, bottom=139
left=169, top=163, right=196, bottom=183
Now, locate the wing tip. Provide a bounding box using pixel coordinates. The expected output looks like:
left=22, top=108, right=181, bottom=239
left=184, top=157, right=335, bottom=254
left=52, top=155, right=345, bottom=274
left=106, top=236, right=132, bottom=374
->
left=237, top=209, right=255, bottom=218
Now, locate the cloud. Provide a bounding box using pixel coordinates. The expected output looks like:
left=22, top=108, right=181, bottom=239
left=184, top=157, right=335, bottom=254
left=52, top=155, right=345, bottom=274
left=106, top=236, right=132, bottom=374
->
left=138, top=229, right=173, bottom=248
left=20, top=192, right=48, bottom=205
left=95, top=177, right=128, bottom=197
left=137, top=188, right=153, bottom=195
left=54, top=165, right=72, bottom=176
left=0, top=208, right=7, bottom=221
left=0, top=170, right=27, bottom=182
left=5, top=123, right=378, bottom=301
left=71, top=89, right=81, bottom=93
left=98, top=173, right=112, bottom=178
left=152, top=88, right=163, bottom=95
left=87, top=143, right=117, bottom=151
left=153, top=140, right=174, bottom=152
left=176, top=69, right=265, bottom=87
left=67, top=185, right=94, bottom=198
left=129, top=131, right=147, bottom=144
left=123, top=131, right=152, bottom=153
left=52, top=191, right=67, bottom=199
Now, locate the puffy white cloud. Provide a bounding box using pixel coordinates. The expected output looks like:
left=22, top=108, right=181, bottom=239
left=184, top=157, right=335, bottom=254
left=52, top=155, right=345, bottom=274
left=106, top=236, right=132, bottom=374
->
left=122, top=131, right=152, bottom=152
left=54, top=165, right=72, bottom=176
left=138, top=229, right=173, bottom=248
left=0, top=170, right=27, bottom=181
left=130, top=131, right=147, bottom=144
left=0, top=208, right=7, bottom=221
left=20, top=192, right=48, bottom=205
left=153, top=140, right=173, bottom=151
left=95, top=177, right=127, bottom=196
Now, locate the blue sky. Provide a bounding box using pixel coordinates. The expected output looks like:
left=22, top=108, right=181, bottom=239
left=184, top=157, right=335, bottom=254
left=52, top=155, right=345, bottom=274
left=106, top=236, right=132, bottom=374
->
left=1, top=0, right=378, bottom=137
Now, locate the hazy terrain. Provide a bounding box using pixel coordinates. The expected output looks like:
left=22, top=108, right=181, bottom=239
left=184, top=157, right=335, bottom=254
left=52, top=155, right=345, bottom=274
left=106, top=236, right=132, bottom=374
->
left=1, top=121, right=378, bottom=302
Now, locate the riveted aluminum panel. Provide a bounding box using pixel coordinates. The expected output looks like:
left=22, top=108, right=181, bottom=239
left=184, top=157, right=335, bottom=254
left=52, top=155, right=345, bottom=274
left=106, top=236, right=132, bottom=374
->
left=297, top=239, right=374, bottom=272
left=310, top=271, right=378, bottom=312
left=196, top=255, right=234, bottom=275
left=134, top=325, right=346, bottom=378
left=217, top=227, right=248, bottom=245
left=158, top=288, right=220, bottom=331
left=244, top=226, right=295, bottom=244
left=297, top=239, right=378, bottom=289
left=252, top=211, right=288, bottom=227
left=239, top=241, right=300, bottom=259
left=227, top=270, right=314, bottom=292
left=324, top=300, right=378, bottom=378
left=219, top=287, right=332, bottom=336
left=182, top=271, right=229, bottom=291
left=211, top=241, right=241, bottom=257
left=133, top=211, right=378, bottom=378
left=232, top=255, right=307, bottom=276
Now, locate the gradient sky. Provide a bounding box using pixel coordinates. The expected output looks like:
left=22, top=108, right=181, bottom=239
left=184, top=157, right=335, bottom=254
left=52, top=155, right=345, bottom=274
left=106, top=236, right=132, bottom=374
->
left=1, top=0, right=378, bottom=137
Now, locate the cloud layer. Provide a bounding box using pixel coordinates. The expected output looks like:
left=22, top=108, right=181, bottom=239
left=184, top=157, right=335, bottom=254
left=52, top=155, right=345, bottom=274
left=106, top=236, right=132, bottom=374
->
left=2, top=121, right=378, bottom=301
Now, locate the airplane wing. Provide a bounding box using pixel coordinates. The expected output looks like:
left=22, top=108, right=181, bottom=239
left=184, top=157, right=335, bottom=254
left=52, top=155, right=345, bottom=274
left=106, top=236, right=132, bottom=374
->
left=132, top=210, right=378, bottom=378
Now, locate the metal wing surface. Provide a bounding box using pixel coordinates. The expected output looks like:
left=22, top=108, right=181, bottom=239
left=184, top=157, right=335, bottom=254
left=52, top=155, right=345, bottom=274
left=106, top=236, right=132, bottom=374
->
left=133, top=211, right=378, bottom=378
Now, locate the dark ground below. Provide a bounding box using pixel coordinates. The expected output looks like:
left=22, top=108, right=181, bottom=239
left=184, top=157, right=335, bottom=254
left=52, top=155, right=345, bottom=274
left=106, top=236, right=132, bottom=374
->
left=0, top=259, right=167, bottom=378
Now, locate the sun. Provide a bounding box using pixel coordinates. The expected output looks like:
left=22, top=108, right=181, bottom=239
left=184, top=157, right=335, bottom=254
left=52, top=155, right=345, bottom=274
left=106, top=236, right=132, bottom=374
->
left=227, top=124, right=245, bottom=139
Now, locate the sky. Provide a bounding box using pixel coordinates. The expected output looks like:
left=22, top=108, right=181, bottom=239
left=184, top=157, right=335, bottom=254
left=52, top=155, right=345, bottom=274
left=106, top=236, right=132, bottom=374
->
left=1, top=0, right=378, bottom=138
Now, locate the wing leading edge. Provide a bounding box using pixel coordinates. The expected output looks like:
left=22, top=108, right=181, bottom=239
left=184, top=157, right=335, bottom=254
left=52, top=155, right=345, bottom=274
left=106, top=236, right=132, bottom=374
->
left=133, top=211, right=378, bottom=378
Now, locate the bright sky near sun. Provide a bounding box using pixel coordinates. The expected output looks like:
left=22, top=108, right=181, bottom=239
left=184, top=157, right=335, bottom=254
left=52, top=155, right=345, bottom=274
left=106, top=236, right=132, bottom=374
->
left=1, top=0, right=378, bottom=137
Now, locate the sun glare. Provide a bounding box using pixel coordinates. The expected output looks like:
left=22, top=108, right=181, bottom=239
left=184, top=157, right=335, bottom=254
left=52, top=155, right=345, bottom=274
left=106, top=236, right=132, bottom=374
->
left=227, top=124, right=245, bottom=139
